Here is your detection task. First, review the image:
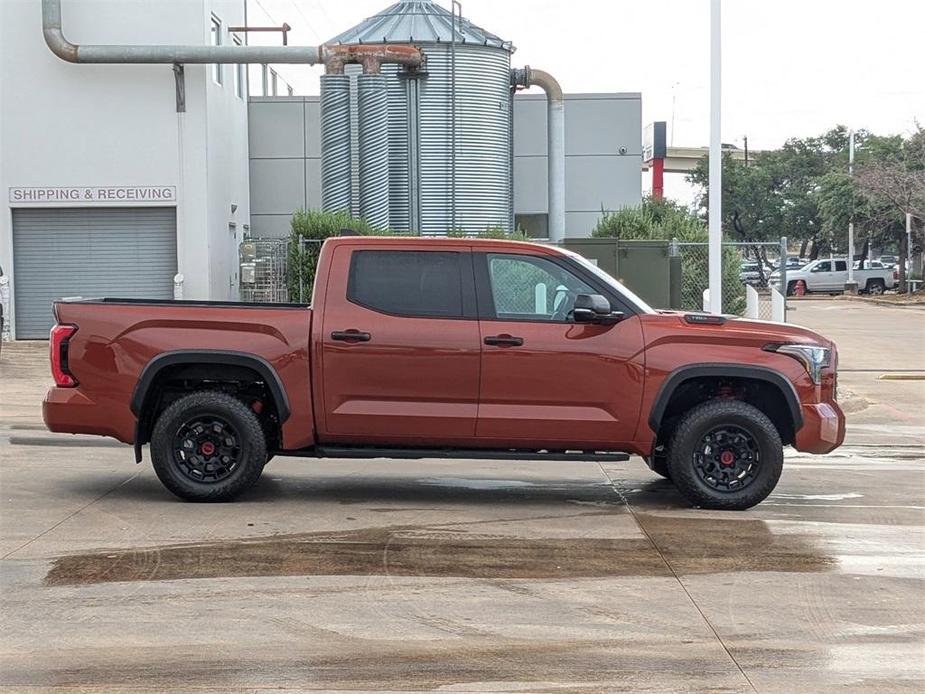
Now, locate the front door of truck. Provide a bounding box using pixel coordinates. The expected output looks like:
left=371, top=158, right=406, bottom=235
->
left=318, top=244, right=481, bottom=444
left=473, top=251, right=645, bottom=449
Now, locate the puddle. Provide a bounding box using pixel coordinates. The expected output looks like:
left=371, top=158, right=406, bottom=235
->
left=417, top=478, right=539, bottom=490
left=771, top=493, right=864, bottom=502
left=45, top=516, right=834, bottom=586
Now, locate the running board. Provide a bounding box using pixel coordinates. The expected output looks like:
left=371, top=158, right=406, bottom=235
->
left=313, top=447, right=630, bottom=463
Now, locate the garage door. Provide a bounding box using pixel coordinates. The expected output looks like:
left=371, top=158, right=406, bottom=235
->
left=12, top=207, right=177, bottom=339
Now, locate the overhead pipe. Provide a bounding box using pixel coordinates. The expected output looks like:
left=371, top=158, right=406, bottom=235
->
left=41, top=0, right=422, bottom=71
left=512, top=66, right=565, bottom=243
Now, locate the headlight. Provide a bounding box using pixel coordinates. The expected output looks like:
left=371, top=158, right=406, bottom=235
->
left=764, top=343, right=831, bottom=384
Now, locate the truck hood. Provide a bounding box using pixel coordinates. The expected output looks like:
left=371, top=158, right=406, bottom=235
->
left=641, top=312, right=833, bottom=350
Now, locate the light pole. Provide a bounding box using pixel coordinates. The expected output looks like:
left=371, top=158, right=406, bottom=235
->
left=845, top=129, right=857, bottom=293
left=908, top=212, right=914, bottom=295
left=708, top=0, right=722, bottom=314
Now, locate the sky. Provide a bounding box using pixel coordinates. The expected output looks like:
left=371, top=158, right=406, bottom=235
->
left=247, top=0, right=925, bottom=203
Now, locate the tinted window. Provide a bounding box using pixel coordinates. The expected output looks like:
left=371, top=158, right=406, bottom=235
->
left=348, top=250, right=463, bottom=318
left=834, top=261, right=847, bottom=272
left=486, top=253, right=594, bottom=321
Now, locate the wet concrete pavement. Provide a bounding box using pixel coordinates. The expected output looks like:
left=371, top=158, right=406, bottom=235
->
left=0, top=300, right=923, bottom=692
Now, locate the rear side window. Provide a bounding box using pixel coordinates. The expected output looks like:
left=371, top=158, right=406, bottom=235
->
left=347, top=250, right=463, bottom=318
left=834, top=261, right=847, bottom=272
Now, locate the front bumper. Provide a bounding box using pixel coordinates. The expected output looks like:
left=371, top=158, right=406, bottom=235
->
left=794, top=401, right=845, bottom=454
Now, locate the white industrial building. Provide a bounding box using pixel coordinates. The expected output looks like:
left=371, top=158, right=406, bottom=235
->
left=0, top=0, right=641, bottom=339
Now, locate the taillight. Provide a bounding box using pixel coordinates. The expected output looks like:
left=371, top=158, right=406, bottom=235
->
left=50, top=324, right=78, bottom=387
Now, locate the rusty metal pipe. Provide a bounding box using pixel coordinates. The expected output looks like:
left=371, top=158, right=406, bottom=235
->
left=323, top=44, right=424, bottom=75
left=41, top=0, right=422, bottom=72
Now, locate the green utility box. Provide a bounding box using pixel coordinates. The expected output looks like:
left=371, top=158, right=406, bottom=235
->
left=562, top=238, right=679, bottom=309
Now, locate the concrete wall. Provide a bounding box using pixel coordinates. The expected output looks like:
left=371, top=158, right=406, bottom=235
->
left=0, top=0, right=250, bottom=336
left=247, top=92, right=642, bottom=239
left=514, top=93, right=642, bottom=238
left=248, top=96, right=321, bottom=238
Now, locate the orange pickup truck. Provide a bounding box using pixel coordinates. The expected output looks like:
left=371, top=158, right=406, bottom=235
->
left=44, top=237, right=845, bottom=509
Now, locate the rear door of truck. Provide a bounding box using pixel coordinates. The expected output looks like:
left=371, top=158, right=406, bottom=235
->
left=315, top=241, right=481, bottom=444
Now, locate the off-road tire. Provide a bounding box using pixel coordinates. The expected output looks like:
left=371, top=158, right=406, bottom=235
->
left=668, top=400, right=783, bottom=510
left=865, top=278, right=885, bottom=295
left=151, top=391, right=266, bottom=502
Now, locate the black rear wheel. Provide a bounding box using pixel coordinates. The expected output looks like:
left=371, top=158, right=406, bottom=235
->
left=668, top=400, right=783, bottom=510
left=151, top=391, right=266, bottom=502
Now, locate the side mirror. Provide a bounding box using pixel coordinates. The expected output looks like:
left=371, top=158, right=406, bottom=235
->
left=573, top=294, right=624, bottom=325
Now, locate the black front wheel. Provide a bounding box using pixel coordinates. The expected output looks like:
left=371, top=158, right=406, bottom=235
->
left=151, top=391, right=267, bottom=502
left=668, top=400, right=783, bottom=510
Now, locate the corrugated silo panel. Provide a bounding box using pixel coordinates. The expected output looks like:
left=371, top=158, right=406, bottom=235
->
left=417, top=45, right=512, bottom=235
left=320, top=75, right=352, bottom=213
left=357, top=74, right=391, bottom=229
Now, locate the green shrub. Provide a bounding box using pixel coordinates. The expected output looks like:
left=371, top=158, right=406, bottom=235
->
left=287, top=209, right=403, bottom=302
left=593, top=197, right=745, bottom=314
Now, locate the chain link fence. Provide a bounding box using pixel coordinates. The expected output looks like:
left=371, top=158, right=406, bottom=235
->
left=672, top=239, right=790, bottom=320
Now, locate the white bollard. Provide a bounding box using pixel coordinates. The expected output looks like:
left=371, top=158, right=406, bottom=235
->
left=0, top=276, right=10, bottom=342
left=745, top=284, right=759, bottom=319
left=702, top=288, right=711, bottom=312
left=771, top=286, right=786, bottom=323
left=173, top=273, right=184, bottom=301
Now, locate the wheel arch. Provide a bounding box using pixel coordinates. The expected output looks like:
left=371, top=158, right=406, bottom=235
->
left=649, top=364, right=803, bottom=444
left=131, top=350, right=291, bottom=462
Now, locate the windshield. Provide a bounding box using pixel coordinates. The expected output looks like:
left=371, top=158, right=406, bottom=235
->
left=562, top=250, right=657, bottom=314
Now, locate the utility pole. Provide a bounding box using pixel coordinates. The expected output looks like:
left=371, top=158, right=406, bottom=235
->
left=743, top=135, right=748, bottom=167
left=708, top=0, right=722, bottom=313
left=845, top=129, right=857, bottom=293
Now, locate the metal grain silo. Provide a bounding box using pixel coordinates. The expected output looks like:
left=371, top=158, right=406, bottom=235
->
left=325, top=0, right=515, bottom=234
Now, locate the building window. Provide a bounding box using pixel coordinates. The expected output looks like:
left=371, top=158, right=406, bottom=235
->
left=514, top=214, right=549, bottom=240
left=232, top=34, right=244, bottom=98
left=210, top=15, right=223, bottom=85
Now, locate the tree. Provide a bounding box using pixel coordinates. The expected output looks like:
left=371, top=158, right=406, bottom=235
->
left=853, top=126, right=925, bottom=287
left=592, top=197, right=745, bottom=313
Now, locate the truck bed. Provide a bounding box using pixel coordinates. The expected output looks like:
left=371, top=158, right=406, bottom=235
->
left=46, top=298, right=315, bottom=450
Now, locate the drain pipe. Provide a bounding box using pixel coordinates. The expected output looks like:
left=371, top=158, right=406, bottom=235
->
left=512, top=66, right=565, bottom=243
left=42, top=0, right=422, bottom=69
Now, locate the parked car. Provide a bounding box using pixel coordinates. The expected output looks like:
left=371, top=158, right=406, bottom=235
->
left=739, top=260, right=775, bottom=286
left=776, top=258, right=897, bottom=295
left=44, top=236, right=845, bottom=510
left=878, top=255, right=898, bottom=269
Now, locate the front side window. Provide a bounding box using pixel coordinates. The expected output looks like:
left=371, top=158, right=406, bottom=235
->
left=347, top=250, right=463, bottom=318
left=812, top=261, right=831, bottom=273
left=486, top=253, right=594, bottom=321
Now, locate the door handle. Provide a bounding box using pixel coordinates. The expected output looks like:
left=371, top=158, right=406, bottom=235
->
left=331, top=330, right=371, bottom=342
left=484, top=335, right=524, bottom=347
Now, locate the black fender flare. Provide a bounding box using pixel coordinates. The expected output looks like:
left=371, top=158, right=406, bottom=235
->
left=131, top=350, right=291, bottom=462
left=648, top=363, right=803, bottom=435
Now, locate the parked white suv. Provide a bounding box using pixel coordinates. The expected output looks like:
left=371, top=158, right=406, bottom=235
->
left=774, top=258, right=897, bottom=295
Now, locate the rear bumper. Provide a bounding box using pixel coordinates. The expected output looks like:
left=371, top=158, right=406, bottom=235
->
left=43, top=387, right=134, bottom=444
left=794, top=401, right=845, bottom=454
